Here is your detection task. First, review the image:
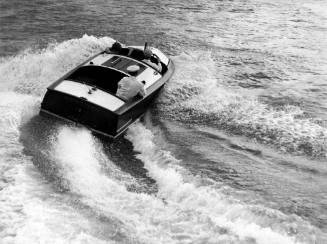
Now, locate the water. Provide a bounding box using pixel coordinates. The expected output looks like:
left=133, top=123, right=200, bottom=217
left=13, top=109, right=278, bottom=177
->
left=0, top=0, right=327, bottom=243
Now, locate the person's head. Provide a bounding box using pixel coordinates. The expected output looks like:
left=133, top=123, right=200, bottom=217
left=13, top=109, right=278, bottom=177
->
left=110, top=42, right=122, bottom=51
left=143, top=49, right=153, bottom=59
left=126, top=65, right=140, bottom=76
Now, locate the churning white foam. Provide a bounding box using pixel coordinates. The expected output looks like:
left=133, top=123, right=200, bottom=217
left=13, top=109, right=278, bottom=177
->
left=0, top=35, right=323, bottom=243
left=0, top=92, right=104, bottom=244
left=46, top=121, right=318, bottom=244
left=126, top=122, right=321, bottom=244
left=0, top=35, right=124, bottom=243
left=51, top=126, right=136, bottom=197
left=0, top=34, right=115, bottom=96
left=159, top=51, right=327, bottom=158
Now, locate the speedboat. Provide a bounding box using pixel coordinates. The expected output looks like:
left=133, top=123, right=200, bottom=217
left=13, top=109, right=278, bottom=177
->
left=40, top=45, right=174, bottom=139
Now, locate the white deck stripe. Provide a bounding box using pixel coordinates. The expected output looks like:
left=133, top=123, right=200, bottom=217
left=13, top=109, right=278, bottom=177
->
left=55, top=80, right=124, bottom=111
left=136, top=68, right=161, bottom=89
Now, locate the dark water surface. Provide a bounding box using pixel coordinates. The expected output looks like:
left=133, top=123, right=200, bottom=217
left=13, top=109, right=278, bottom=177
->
left=1, top=0, right=327, bottom=243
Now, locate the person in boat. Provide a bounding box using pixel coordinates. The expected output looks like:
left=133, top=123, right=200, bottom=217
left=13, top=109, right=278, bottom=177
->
left=108, top=41, right=121, bottom=52
left=106, top=41, right=150, bottom=61
left=106, top=41, right=131, bottom=56
left=116, top=65, right=146, bottom=101
left=142, top=49, right=162, bottom=72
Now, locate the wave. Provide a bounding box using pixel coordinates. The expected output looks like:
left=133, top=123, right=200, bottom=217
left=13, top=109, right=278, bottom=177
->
left=0, top=35, right=128, bottom=243
left=0, top=35, right=325, bottom=242
left=0, top=34, right=115, bottom=95
left=1, top=35, right=325, bottom=158
left=157, top=52, right=327, bottom=158
left=41, top=121, right=320, bottom=243
left=124, top=123, right=320, bottom=243
left=0, top=92, right=111, bottom=244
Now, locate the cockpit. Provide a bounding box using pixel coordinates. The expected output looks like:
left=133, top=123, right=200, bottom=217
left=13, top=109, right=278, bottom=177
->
left=65, top=55, right=150, bottom=96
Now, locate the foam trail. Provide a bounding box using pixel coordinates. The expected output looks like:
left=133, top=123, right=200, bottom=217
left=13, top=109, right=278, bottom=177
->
left=0, top=43, right=315, bottom=243
left=0, top=34, right=115, bottom=96
left=0, top=92, right=107, bottom=244
left=0, top=35, right=136, bottom=243
left=50, top=126, right=146, bottom=243
left=51, top=126, right=136, bottom=195
left=0, top=35, right=322, bottom=242
left=0, top=37, right=125, bottom=240
left=48, top=124, right=319, bottom=243
left=158, top=52, right=327, bottom=158
left=125, top=122, right=319, bottom=244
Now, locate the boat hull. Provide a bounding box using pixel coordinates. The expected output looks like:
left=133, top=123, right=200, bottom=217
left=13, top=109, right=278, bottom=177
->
left=40, top=53, right=174, bottom=139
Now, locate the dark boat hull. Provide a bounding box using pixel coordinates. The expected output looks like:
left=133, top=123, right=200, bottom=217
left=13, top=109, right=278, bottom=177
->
left=40, top=55, right=174, bottom=139
left=40, top=84, right=164, bottom=139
